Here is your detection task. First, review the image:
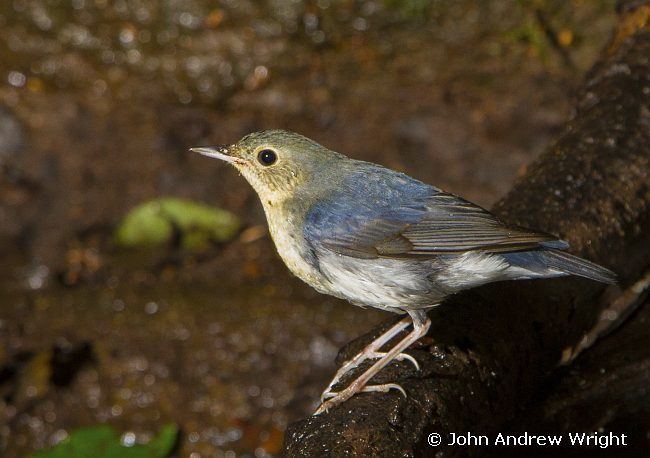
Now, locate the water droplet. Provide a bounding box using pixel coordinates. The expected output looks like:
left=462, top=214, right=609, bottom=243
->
left=119, top=27, right=135, bottom=45
left=179, top=12, right=197, bottom=28
left=352, top=17, right=368, bottom=31
left=121, top=431, right=136, bottom=447
left=7, top=71, right=26, bottom=88
left=145, top=301, right=158, bottom=314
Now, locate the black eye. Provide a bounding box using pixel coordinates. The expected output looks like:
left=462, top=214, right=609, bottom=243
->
left=257, top=149, right=277, bottom=166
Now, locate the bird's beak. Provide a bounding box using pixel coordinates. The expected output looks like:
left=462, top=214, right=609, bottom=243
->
left=189, top=145, right=246, bottom=165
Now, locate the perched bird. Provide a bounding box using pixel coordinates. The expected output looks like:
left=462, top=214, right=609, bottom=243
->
left=191, top=130, right=615, bottom=414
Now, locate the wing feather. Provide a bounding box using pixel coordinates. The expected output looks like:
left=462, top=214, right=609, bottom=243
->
left=304, top=164, right=563, bottom=259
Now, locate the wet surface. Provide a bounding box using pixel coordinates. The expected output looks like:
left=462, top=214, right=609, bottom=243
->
left=0, top=1, right=617, bottom=456
left=1, top=282, right=385, bottom=456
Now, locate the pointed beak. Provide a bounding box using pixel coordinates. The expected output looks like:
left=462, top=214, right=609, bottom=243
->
left=189, top=145, right=246, bottom=165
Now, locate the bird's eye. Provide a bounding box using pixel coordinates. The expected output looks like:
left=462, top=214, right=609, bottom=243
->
left=257, top=149, right=277, bottom=166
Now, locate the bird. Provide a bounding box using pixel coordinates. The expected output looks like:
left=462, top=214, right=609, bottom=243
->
left=191, top=130, right=616, bottom=414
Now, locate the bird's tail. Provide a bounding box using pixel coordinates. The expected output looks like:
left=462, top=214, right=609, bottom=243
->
left=503, top=249, right=617, bottom=284
left=540, top=249, right=616, bottom=284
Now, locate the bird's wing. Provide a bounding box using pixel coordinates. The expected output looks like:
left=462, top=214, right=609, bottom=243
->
left=304, top=167, right=565, bottom=260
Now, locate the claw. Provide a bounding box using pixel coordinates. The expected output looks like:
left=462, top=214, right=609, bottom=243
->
left=392, top=352, right=420, bottom=371
left=321, top=391, right=337, bottom=401
left=315, top=383, right=407, bottom=414
left=319, top=351, right=419, bottom=402
left=361, top=382, right=407, bottom=397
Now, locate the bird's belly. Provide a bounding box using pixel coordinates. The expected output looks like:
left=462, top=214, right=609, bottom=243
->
left=316, top=251, right=441, bottom=311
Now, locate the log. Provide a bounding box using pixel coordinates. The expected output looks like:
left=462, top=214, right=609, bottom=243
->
left=284, top=1, right=650, bottom=456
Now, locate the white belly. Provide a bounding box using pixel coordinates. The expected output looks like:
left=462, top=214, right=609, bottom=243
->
left=316, top=250, right=436, bottom=311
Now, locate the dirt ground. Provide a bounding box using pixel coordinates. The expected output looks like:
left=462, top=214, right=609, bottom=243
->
left=0, top=1, right=617, bottom=456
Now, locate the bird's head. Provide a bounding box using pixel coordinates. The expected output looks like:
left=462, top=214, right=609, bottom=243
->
left=191, top=130, right=344, bottom=206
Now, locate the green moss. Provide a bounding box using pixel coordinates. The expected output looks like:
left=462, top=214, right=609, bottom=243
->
left=32, top=424, right=178, bottom=458
left=115, top=198, right=241, bottom=250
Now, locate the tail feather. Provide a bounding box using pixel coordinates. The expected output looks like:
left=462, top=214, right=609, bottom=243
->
left=503, top=249, right=617, bottom=284
left=541, top=249, right=617, bottom=284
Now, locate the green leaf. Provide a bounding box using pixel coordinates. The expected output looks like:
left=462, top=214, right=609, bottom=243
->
left=115, top=197, right=241, bottom=250
left=32, top=423, right=178, bottom=458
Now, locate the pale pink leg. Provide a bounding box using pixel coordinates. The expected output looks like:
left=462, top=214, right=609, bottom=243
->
left=320, top=315, right=418, bottom=401
left=315, top=310, right=431, bottom=415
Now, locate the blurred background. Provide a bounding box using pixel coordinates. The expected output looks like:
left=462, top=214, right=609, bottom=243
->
left=0, top=0, right=618, bottom=456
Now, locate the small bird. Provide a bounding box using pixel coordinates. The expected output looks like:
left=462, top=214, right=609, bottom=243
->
left=191, top=130, right=615, bottom=414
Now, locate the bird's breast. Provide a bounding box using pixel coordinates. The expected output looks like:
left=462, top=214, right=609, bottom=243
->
left=264, top=205, right=324, bottom=289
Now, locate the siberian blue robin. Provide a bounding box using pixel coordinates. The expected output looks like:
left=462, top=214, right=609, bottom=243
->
left=191, top=130, right=615, bottom=414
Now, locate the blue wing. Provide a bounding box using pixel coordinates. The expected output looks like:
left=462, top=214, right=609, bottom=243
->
left=304, top=164, right=565, bottom=259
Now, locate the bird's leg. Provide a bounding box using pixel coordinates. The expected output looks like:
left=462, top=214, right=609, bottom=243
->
left=328, top=316, right=413, bottom=379
left=320, top=315, right=416, bottom=401
left=315, top=310, right=431, bottom=415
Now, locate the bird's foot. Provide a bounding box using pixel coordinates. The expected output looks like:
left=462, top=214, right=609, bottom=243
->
left=337, top=351, right=420, bottom=381
left=315, top=382, right=406, bottom=415
left=315, top=310, right=431, bottom=416
left=320, top=352, right=418, bottom=402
